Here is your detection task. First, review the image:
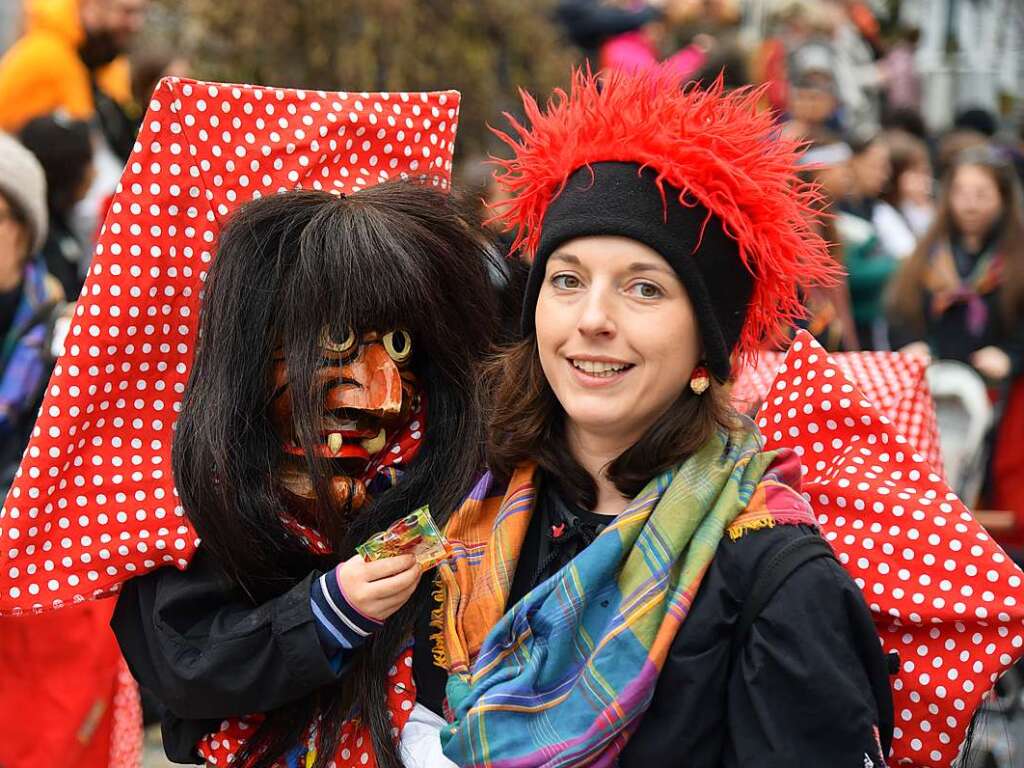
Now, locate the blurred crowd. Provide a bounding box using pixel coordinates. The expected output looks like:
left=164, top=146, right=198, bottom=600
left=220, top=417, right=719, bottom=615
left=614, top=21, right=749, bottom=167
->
left=0, top=0, right=1020, bottom=526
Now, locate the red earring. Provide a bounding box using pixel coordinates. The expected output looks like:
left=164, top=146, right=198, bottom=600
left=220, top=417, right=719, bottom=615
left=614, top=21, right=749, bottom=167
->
left=689, top=364, right=710, bottom=395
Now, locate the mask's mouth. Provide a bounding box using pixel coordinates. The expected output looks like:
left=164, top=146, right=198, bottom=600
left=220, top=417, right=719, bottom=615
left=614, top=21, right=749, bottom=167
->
left=281, top=426, right=388, bottom=461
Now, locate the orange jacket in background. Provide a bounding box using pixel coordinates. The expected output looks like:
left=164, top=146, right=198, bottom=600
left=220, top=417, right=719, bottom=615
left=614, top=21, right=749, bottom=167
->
left=0, top=0, right=131, bottom=132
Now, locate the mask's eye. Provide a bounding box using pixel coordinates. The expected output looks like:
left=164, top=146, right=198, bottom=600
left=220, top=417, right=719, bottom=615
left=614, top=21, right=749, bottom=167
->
left=321, top=327, right=357, bottom=356
left=382, top=329, right=412, bottom=362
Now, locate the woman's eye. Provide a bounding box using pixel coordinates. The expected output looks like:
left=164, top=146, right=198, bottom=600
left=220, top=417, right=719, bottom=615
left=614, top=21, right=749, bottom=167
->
left=628, top=281, right=663, bottom=299
left=552, top=274, right=581, bottom=290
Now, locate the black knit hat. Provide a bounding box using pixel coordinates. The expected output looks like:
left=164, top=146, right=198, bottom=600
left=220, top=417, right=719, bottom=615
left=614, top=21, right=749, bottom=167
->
left=521, top=161, right=754, bottom=381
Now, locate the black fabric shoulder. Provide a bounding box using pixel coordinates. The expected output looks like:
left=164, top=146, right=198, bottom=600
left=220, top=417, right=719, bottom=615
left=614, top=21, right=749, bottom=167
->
left=110, top=548, right=343, bottom=762
left=711, top=522, right=823, bottom=596
left=732, top=533, right=836, bottom=650
left=620, top=523, right=894, bottom=767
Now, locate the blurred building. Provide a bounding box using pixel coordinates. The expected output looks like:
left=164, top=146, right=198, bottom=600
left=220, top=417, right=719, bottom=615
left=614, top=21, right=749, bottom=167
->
left=910, top=0, right=1022, bottom=132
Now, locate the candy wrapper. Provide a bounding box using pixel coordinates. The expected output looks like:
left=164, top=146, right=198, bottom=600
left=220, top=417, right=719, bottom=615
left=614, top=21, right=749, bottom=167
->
left=356, top=506, right=452, bottom=570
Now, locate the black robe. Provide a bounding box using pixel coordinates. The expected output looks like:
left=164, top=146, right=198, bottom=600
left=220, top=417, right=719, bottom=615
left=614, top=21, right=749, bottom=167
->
left=112, top=478, right=893, bottom=766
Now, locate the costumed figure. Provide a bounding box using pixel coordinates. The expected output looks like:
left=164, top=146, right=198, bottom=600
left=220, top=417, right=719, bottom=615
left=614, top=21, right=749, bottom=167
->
left=0, top=77, right=500, bottom=768
left=427, top=67, right=1024, bottom=768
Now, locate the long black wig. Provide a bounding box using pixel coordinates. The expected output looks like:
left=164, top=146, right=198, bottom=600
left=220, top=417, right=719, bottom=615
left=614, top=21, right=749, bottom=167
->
left=172, top=181, right=500, bottom=768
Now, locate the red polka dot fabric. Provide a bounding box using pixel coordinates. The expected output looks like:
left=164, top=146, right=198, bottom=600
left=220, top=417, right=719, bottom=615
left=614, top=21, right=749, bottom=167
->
left=733, top=347, right=944, bottom=478
left=760, top=331, right=1024, bottom=768
left=196, top=647, right=417, bottom=767
left=0, top=77, right=460, bottom=615
left=109, top=657, right=142, bottom=768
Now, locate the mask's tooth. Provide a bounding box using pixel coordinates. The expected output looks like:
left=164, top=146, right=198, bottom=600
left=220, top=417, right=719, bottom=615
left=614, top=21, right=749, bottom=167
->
left=361, top=428, right=386, bottom=455
left=327, top=432, right=343, bottom=454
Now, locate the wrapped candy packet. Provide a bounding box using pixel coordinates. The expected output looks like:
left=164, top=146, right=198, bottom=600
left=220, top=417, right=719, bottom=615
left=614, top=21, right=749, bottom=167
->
left=356, top=505, right=453, bottom=570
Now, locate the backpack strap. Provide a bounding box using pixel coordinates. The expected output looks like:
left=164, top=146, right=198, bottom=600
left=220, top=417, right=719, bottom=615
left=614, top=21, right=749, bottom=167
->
left=731, top=533, right=896, bottom=756
left=734, top=533, right=836, bottom=647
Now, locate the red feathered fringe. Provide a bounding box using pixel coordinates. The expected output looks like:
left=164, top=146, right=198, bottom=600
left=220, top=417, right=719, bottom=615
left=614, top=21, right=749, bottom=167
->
left=490, top=67, right=841, bottom=369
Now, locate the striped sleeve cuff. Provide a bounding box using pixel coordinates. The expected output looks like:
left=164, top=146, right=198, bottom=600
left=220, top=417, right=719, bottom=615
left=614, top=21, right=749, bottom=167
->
left=310, top=567, right=383, bottom=662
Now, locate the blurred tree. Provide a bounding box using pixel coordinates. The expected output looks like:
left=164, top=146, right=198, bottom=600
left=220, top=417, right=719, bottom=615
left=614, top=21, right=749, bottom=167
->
left=148, top=0, right=572, bottom=158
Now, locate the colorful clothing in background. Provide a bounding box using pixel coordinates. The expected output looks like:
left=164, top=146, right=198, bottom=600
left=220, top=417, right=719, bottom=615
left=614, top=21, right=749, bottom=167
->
left=0, top=255, right=62, bottom=457
left=836, top=212, right=898, bottom=349
left=600, top=30, right=707, bottom=79
left=0, top=600, right=140, bottom=768
left=0, top=0, right=132, bottom=132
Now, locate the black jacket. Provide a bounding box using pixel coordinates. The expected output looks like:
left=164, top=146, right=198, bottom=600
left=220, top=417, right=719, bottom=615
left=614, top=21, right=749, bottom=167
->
left=889, top=238, right=1024, bottom=378
left=113, top=511, right=892, bottom=767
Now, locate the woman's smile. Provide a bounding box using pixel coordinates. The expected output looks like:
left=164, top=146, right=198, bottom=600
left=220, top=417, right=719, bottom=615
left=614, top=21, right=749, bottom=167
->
left=566, top=355, right=636, bottom=386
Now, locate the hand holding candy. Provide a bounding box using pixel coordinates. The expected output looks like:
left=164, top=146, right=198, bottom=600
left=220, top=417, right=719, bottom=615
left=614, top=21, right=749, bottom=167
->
left=335, top=554, right=422, bottom=622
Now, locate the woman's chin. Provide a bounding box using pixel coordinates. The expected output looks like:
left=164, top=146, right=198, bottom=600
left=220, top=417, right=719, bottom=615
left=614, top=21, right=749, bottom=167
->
left=565, top=405, right=643, bottom=439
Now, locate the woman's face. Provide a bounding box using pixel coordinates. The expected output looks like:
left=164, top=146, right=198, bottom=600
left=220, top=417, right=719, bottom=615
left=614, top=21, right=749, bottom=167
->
left=897, top=158, right=933, bottom=206
left=0, top=194, right=29, bottom=293
left=535, top=235, right=700, bottom=444
left=852, top=141, right=891, bottom=199
left=814, top=161, right=854, bottom=201
left=949, top=164, right=1002, bottom=241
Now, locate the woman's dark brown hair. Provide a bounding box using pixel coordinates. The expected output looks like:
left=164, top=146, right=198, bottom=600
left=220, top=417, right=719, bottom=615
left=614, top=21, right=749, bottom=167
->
left=887, top=146, right=1024, bottom=335
left=481, top=330, right=738, bottom=509
left=879, top=129, right=931, bottom=210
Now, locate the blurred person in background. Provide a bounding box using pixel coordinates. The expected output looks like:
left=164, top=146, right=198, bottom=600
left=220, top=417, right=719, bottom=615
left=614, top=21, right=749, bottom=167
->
left=780, top=43, right=840, bottom=140
left=18, top=113, right=95, bottom=301
left=882, top=105, right=928, bottom=141
left=936, top=127, right=991, bottom=178
left=841, top=133, right=892, bottom=221
left=127, top=48, right=189, bottom=127
left=875, top=129, right=934, bottom=258
left=887, top=144, right=1024, bottom=387
left=0, top=0, right=149, bottom=280
left=751, top=0, right=830, bottom=115
left=879, top=26, right=922, bottom=117
left=822, top=0, right=883, bottom=140
left=811, top=132, right=898, bottom=349
left=0, top=139, right=133, bottom=768
left=555, top=0, right=698, bottom=70
left=887, top=147, right=1024, bottom=545
left=0, top=131, right=64, bottom=489
left=599, top=8, right=709, bottom=79
left=794, top=133, right=860, bottom=351
left=953, top=106, right=999, bottom=141
left=0, top=0, right=145, bottom=158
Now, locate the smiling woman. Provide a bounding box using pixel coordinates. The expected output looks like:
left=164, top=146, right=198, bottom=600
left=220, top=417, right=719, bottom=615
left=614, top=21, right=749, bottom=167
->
left=426, top=66, right=898, bottom=768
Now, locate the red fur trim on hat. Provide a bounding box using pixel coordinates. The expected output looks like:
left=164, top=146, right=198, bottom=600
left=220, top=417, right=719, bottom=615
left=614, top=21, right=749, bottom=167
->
left=490, top=67, right=841, bottom=366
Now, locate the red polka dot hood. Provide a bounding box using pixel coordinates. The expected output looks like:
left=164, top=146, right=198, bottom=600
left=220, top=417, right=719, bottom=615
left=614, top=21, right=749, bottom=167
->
left=0, top=77, right=459, bottom=613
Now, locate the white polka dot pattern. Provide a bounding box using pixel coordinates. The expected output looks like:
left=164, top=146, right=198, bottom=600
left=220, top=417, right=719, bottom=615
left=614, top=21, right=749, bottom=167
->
left=109, top=656, right=142, bottom=768
left=759, top=331, right=1024, bottom=768
left=0, top=77, right=461, bottom=615
left=734, top=347, right=944, bottom=478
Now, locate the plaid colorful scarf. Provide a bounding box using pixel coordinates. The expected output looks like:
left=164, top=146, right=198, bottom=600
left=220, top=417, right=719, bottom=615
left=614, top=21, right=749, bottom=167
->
left=433, top=425, right=816, bottom=768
